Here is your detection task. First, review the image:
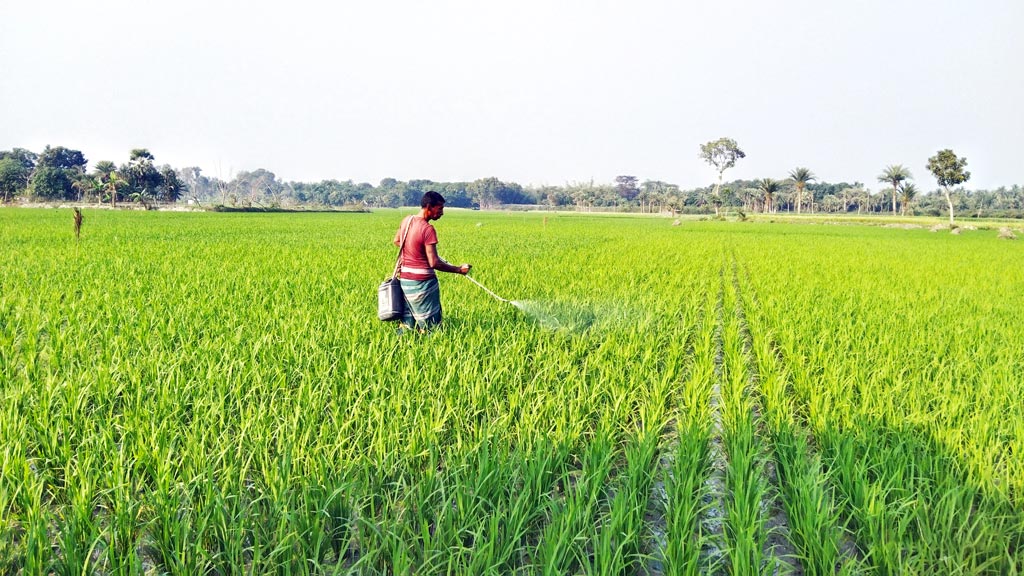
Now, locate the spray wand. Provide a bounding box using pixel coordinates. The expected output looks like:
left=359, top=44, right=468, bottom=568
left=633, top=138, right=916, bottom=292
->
left=464, top=273, right=513, bottom=304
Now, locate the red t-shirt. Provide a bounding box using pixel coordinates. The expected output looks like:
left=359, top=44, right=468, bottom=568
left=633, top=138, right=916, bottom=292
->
left=394, top=215, right=438, bottom=280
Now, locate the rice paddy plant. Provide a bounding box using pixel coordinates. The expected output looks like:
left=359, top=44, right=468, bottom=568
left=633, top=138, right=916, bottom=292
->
left=53, top=455, right=103, bottom=575
left=536, top=428, right=616, bottom=574
left=661, top=288, right=716, bottom=575
left=662, top=424, right=712, bottom=575
left=719, top=263, right=772, bottom=575
left=584, top=430, right=659, bottom=574
left=734, top=224, right=1024, bottom=572
left=739, top=280, right=860, bottom=575
left=2, top=209, right=1022, bottom=573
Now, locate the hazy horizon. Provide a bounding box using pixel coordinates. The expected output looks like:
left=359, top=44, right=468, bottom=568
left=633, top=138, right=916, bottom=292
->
left=2, top=0, right=1022, bottom=191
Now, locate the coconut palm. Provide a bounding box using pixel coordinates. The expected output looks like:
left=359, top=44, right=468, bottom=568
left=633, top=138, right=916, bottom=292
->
left=757, top=178, right=782, bottom=213
left=878, top=165, right=912, bottom=216
left=105, top=172, right=126, bottom=207
left=788, top=167, right=816, bottom=215
left=899, top=182, right=918, bottom=216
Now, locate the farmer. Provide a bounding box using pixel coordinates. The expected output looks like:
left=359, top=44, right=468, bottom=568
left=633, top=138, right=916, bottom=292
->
left=393, top=191, right=471, bottom=330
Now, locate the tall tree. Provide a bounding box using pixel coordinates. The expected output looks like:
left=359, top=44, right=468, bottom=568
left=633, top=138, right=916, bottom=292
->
left=926, top=149, right=970, bottom=226
left=230, top=169, right=282, bottom=207
left=37, top=146, right=86, bottom=171
left=699, top=138, right=745, bottom=216
left=788, top=167, right=816, bottom=214
left=92, top=160, right=117, bottom=181
left=179, top=167, right=214, bottom=202
left=160, top=167, right=186, bottom=203
left=566, top=180, right=597, bottom=211
left=614, top=175, right=639, bottom=205
left=757, top=178, right=781, bottom=213
left=105, top=172, right=126, bottom=207
left=0, top=148, right=38, bottom=171
left=90, top=161, right=118, bottom=205
left=29, top=146, right=87, bottom=200
left=468, top=177, right=502, bottom=209
left=877, top=164, right=912, bottom=216
left=639, top=180, right=672, bottom=213
left=0, top=157, right=30, bottom=202
left=121, top=149, right=163, bottom=203
left=70, top=177, right=91, bottom=202
left=88, top=178, right=105, bottom=203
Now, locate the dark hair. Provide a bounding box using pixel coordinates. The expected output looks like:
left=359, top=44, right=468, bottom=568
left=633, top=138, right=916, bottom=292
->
left=421, top=191, right=446, bottom=208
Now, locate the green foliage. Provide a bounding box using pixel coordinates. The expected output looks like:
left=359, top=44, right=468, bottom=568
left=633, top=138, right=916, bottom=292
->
left=25, top=146, right=87, bottom=200
left=92, top=160, right=117, bottom=178
left=0, top=147, right=38, bottom=170
left=878, top=164, right=912, bottom=187
left=927, top=149, right=970, bottom=189
left=757, top=178, right=782, bottom=213
left=8, top=142, right=1024, bottom=219
left=467, top=177, right=528, bottom=208
left=615, top=175, right=640, bottom=202
left=119, top=148, right=164, bottom=204
left=28, top=165, right=76, bottom=200
left=927, top=149, right=971, bottom=223
left=899, top=182, right=919, bottom=216
left=878, top=165, right=913, bottom=215
left=789, top=167, right=815, bottom=185
left=0, top=157, right=30, bottom=202
left=700, top=137, right=746, bottom=174
left=37, top=145, right=87, bottom=171
left=159, top=167, right=186, bottom=203
left=789, top=167, right=816, bottom=214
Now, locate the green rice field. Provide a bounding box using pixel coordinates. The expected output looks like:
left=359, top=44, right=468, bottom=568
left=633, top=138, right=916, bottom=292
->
left=1, top=208, right=1023, bottom=574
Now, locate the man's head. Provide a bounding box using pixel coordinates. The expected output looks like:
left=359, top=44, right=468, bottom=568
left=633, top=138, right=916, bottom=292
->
left=421, top=191, right=446, bottom=220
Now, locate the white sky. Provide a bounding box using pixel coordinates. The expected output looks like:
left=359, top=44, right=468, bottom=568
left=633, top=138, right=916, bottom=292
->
left=2, top=0, right=1021, bottom=191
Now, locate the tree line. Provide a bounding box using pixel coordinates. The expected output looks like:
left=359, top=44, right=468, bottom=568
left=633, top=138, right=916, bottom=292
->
left=1, top=143, right=1021, bottom=220
left=0, top=147, right=185, bottom=208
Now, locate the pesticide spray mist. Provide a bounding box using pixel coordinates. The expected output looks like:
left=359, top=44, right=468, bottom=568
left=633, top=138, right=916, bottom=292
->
left=465, top=275, right=602, bottom=334
left=509, top=300, right=597, bottom=333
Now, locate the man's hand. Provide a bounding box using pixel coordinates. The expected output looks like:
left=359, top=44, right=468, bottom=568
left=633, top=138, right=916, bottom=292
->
left=459, top=264, right=472, bottom=275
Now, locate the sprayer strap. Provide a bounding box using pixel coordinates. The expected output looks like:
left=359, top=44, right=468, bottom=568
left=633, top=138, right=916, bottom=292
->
left=392, top=215, right=413, bottom=279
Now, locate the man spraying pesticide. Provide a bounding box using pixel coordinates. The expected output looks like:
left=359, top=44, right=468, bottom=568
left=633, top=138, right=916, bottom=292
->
left=391, top=191, right=471, bottom=331
left=383, top=194, right=579, bottom=332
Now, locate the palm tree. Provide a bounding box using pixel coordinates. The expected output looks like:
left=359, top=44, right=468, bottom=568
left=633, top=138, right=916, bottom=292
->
left=757, top=178, right=782, bottom=213
left=788, top=167, right=815, bottom=215
left=899, top=182, right=918, bottom=216
left=92, top=160, right=117, bottom=182
left=105, top=172, right=125, bottom=207
left=160, top=168, right=186, bottom=204
left=878, top=165, right=912, bottom=216
left=89, top=178, right=105, bottom=204
left=70, top=178, right=89, bottom=203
